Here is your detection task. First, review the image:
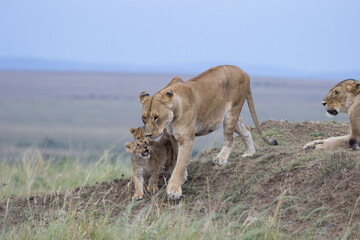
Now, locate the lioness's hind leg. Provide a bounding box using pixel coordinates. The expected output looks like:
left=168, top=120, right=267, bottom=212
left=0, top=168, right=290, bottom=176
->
left=303, top=135, right=352, bottom=150
left=235, top=115, right=255, bottom=157
left=213, top=101, right=244, bottom=165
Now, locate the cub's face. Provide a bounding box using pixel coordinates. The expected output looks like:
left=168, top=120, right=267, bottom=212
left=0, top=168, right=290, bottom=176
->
left=125, top=139, right=151, bottom=161
left=138, top=91, right=174, bottom=139
left=322, top=79, right=360, bottom=116
left=130, top=127, right=145, bottom=140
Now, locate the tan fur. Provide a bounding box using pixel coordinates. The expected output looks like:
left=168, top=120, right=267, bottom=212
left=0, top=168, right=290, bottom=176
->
left=304, top=79, right=360, bottom=150
left=125, top=130, right=175, bottom=200
left=139, top=65, right=277, bottom=199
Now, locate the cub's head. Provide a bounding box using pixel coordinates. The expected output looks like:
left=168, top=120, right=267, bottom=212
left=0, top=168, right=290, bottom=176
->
left=139, top=90, right=174, bottom=139
left=130, top=127, right=145, bottom=140
left=124, top=139, right=151, bottom=160
left=322, top=79, right=360, bottom=117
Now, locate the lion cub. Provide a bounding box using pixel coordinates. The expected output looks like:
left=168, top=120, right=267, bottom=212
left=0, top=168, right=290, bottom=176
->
left=125, top=127, right=175, bottom=200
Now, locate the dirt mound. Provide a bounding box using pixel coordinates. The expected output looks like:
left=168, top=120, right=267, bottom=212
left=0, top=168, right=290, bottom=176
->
left=1, top=120, right=360, bottom=238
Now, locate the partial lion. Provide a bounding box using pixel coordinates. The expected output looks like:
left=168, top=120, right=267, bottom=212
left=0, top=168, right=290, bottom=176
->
left=304, top=79, right=360, bottom=150
left=139, top=65, right=278, bottom=199
left=125, top=128, right=175, bottom=200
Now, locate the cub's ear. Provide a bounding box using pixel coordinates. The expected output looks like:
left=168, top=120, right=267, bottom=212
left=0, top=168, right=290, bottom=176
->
left=130, top=128, right=138, bottom=138
left=124, top=142, right=133, bottom=153
left=163, top=128, right=168, bottom=135
left=139, top=91, right=150, bottom=104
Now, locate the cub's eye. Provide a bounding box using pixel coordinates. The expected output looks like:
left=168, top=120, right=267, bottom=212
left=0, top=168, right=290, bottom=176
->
left=153, top=116, right=159, bottom=122
left=137, top=137, right=140, bottom=140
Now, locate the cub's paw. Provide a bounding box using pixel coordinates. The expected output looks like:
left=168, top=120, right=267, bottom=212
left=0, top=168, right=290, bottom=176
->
left=167, top=182, right=182, bottom=200
left=147, top=183, right=158, bottom=193
left=212, top=157, right=227, bottom=165
left=132, top=193, right=143, bottom=200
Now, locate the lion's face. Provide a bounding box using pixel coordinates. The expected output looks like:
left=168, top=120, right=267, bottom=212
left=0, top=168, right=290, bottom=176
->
left=139, top=90, right=174, bottom=139
left=125, top=139, right=151, bottom=160
left=322, top=79, right=360, bottom=116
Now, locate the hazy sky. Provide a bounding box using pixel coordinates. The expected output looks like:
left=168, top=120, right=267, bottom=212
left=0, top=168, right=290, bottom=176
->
left=0, top=0, right=360, bottom=74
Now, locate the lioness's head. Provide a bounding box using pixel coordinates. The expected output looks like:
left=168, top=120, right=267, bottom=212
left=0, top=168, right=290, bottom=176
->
left=125, top=139, right=151, bottom=160
left=138, top=90, right=174, bottom=139
left=322, top=79, right=360, bottom=117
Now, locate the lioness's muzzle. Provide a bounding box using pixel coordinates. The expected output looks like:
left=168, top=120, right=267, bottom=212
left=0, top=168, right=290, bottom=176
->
left=327, top=109, right=338, bottom=116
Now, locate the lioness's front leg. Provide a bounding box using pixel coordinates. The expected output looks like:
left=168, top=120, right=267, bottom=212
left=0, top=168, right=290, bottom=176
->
left=303, top=135, right=352, bottom=150
left=167, top=136, right=193, bottom=199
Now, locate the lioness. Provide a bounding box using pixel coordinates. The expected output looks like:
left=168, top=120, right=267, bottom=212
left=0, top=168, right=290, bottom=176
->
left=125, top=135, right=175, bottom=200
left=304, top=79, right=360, bottom=150
left=139, top=65, right=278, bottom=199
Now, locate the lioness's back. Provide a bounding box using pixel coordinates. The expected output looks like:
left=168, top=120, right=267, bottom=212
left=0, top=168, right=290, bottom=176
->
left=188, top=65, right=249, bottom=84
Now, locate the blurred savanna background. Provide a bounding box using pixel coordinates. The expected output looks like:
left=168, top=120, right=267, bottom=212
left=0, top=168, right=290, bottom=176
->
left=1, top=1, right=360, bottom=239
left=1, top=0, right=359, bottom=160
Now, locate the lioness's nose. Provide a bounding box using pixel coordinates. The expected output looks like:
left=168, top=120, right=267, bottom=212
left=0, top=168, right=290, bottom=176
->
left=322, top=102, right=327, bottom=106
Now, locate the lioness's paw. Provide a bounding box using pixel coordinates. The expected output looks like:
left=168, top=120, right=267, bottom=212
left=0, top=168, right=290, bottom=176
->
left=147, top=183, right=158, bottom=193
left=242, top=150, right=255, bottom=157
left=212, top=157, right=227, bottom=165
left=167, top=182, right=182, bottom=200
left=303, top=140, right=323, bottom=150
left=132, top=193, right=143, bottom=200
left=303, top=143, right=313, bottom=150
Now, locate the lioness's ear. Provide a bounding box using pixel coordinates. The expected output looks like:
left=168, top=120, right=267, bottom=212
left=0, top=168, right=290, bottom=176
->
left=166, top=90, right=173, bottom=97
left=139, top=91, right=150, bottom=104
left=347, top=81, right=360, bottom=94
left=124, top=142, right=133, bottom=153
left=130, top=128, right=138, bottom=138
left=161, top=90, right=174, bottom=104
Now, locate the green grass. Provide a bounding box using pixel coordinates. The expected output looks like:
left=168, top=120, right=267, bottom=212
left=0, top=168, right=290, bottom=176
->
left=0, top=147, right=289, bottom=240
left=309, top=132, right=330, bottom=138
left=0, top=148, right=132, bottom=201
left=0, top=188, right=288, bottom=240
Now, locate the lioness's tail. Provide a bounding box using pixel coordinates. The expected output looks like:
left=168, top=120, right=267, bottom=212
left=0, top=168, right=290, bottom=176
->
left=246, top=89, right=278, bottom=145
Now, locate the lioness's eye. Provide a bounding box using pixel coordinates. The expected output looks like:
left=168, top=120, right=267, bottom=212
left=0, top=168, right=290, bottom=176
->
left=154, top=116, right=159, bottom=122
left=334, top=91, right=339, bottom=95
left=142, top=116, right=146, bottom=123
